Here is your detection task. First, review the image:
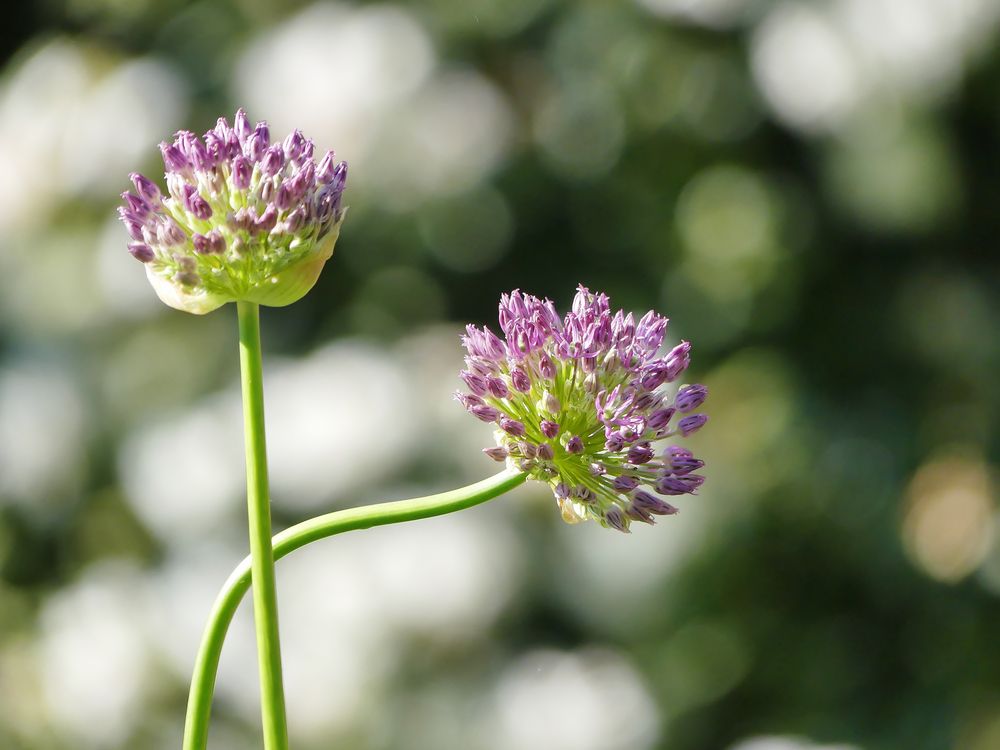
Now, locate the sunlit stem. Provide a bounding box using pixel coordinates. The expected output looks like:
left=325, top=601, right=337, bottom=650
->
left=235, top=301, right=288, bottom=750
left=181, top=469, right=526, bottom=750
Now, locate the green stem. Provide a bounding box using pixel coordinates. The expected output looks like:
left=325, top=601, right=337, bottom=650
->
left=235, top=301, right=288, bottom=750
left=182, top=469, right=527, bottom=750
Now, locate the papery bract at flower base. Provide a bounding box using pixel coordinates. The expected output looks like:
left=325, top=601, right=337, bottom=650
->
left=118, top=109, right=348, bottom=314
left=457, top=285, right=709, bottom=533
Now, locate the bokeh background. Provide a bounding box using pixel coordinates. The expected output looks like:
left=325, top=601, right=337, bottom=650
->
left=0, top=1, right=998, bottom=749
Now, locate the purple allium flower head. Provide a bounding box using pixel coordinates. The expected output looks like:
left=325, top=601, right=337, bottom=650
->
left=457, top=285, right=709, bottom=532
left=118, top=108, right=348, bottom=314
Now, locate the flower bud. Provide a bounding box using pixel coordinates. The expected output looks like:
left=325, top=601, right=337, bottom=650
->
left=678, top=414, right=708, bottom=436
left=540, top=420, right=560, bottom=439
left=500, top=417, right=526, bottom=437
left=130, top=173, right=161, bottom=202
left=128, top=242, right=155, bottom=262
left=483, top=446, right=508, bottom=462
left=627, top=443, right=653, bottom=464
left=675, top=384, right=708, bottom=412
left=510, top=367, right=531, bottom=393
left=537, top=390, right=560, bottom=414
left=488, top=377, right=509, bottom=399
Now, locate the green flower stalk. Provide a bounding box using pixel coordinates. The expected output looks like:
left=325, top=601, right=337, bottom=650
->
left=182, top=470, right=527, bottom=750
left=120, top=109, right=349, bottom=750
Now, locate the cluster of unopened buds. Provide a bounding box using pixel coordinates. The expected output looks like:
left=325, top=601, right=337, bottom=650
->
left=118, top=108, right=348, bottom=314
left=457, top=286, right=708, bottom=532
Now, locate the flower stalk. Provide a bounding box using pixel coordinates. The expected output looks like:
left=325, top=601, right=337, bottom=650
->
left=237, top=301, right=288, bottom=750
left=182, top=469, right=527, bottom=750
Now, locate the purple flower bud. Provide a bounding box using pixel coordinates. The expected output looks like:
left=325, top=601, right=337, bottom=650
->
left=314, top=184, right=342, bottom=223
left=330, top=161, right=348, bottom=189
left=626, top=504, right=656, bottom=524
left=232, top=156, right=252, bottom=190
left=589, top=462, right=606, bottom=475
left=537, top=443, right=554, bottom=460
left=234, top=108, right=252, bottom=144
left=554, top=483, right=571, bottom=499
left=655, top=474, right=704, bottom=495
left=518, top=442, right=537, bottom=459
left=260, top=145, right=284, bottom=177
left=159, top=142, right=188, bottom=172
left=675, top=384, right=708, bottom=413
left=633, top=490, right=678, bottom=516
left=539, top=390, right=560, bottom=414
left=500, top=417, right=526, bottom=437
left=208, top=229, right=225, bottom=254
left=638, top=362, right=670, bottom=391
left=483, top=446, right=507, bottom=462
left=488, top=377, right=509, bottom=399
left=539, top=355, right=556, bottom=379
left=462, top=325, right=506, bottom=361
left=678, top=414, right=708, bottom=437
left=668, top=452, right=705, bottom=474
left=627, top=443, right=654, bottom=464
left=190, top=195, right=212, bottom=220
left=121, top=216, right=145, bottom=240
left=604, top=432, right=625, bottom=452
left=469, top=403, right=500, bottom=423
left=255, top=205, right=278, bottom=233
left=128, top=242, right=155, bottom=262
left=130, top=173, right=161, bottom=202
left=317, top=150, right=337, bottom=182
left=275, top=183, right=294, bottom=211
left=157, top=220, right=185, bottom=246
left=612, top=475, right=640, bottom=492
left=298, top=138, right=314, bottom=162
left=214, top=116, right=233, bottom=141
left=283, top=129, right=305, bottom=160
left=633, top=391, right=660, bottom=411
left=460, top=370, right=489, bottom=396
left=284, top=206, right=307, bottom=233
left=511, top=367, right=531, bottom=393
left=664, top=341, right=691, bottom=382
left=192, top=233, right=212, bottom=254
left=604, top=506, right=628, bottom=533
left=647, top=407, right=675, bottom=432
left=566, top=435, right=584, bottom=454
left=541, top=420, right=560, bottom=439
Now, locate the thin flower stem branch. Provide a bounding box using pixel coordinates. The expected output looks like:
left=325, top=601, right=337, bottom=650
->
left=182, top=469, right=527, bottom=750
left=235, top=301, right=289, bottom=750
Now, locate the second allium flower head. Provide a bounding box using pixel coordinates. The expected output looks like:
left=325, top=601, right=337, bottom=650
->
left=458, top=286, right=708, bottom=533
left=118, top=109, right=348, bottom=314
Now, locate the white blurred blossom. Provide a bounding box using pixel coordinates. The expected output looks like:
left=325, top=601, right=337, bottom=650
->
left=0, top=39, right=186, bottom=232
left=751, top=0, right=1000, bottom=134
left=236, top=3, right=513, bottom=207
left=0, top=362, right=87, bottom=509
left=37, top=563, right=153, bottom=748
left=485, top=648, right=660, bottom=750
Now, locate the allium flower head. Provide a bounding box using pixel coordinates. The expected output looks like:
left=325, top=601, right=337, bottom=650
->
left=457, top=285, right=709, bottom=532
left=118, top=109, right=348, bottom=314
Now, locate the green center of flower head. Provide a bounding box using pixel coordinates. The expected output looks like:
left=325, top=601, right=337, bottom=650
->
left=118, top=109, right=347, bottom=314
left=457, top=286, right=709, bottom=533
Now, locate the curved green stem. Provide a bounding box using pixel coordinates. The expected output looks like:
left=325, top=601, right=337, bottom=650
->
left=182, top=469, right=527, bottom=750
left=236, top=301, right=288, bottom=750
